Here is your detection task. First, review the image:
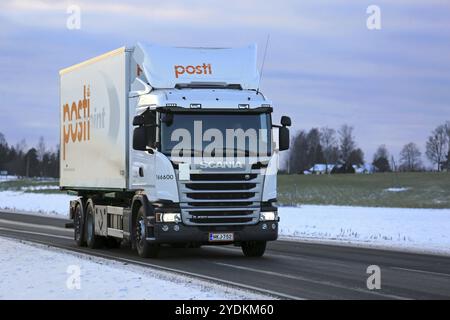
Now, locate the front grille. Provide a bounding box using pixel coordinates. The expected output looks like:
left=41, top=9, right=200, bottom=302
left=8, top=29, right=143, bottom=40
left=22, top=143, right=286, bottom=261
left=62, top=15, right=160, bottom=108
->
left=190, top=217, right=253, bottom=224
left=185, top=183, right=257, bottom=190
left=188, top=210, right=254, bottom=217
left=177, top=170, right=263, bottom=226
left=188, top=201, right=253, bottom=207
left=186, top=192, right=255, bottom=200
left=190, top=173, right=257, bottom=181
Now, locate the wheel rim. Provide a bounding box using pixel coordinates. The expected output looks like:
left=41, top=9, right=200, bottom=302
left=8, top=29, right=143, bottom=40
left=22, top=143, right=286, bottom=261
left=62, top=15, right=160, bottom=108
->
left=135, top=216, right=146, bottom=250
left=74, top=207, right=81, bottom=241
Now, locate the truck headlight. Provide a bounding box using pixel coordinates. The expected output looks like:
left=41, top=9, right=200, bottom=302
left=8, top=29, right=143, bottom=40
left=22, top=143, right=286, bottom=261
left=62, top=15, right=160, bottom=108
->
left=260, top=211, right=278, bottom=221
left=156, top=213, right=181, bottom=223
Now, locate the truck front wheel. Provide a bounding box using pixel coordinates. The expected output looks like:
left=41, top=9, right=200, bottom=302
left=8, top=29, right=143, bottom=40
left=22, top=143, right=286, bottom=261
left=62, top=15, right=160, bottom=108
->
left=135, top=206, right=159, bottom=258
left=241, top=241, right=266, bottom=257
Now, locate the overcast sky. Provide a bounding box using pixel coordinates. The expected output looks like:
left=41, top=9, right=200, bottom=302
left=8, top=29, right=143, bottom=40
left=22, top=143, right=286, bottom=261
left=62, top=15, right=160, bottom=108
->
left=0, top=0, right=449, bottom=166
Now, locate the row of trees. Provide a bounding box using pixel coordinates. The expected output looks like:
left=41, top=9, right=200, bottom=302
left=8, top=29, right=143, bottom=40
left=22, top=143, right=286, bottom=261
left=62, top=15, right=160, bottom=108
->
left=287, top=124, right=364, bottom=174
left=0, top=133, right=59, bottom=178
left=287, top=121, right=450, bottom=174
left=394, top=121, right=450, bottom=172
left=425, top=121, right=450, bottom=171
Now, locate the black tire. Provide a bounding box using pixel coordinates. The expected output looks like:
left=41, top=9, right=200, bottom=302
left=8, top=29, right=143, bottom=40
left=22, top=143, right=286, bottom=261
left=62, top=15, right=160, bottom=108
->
left=241, top=241, right=266, bottom=257
left=86, top=201, right=103, bottom=249
left=135, top=206, right=159, bottom=258
left=74, top=202, right=86, bottom=247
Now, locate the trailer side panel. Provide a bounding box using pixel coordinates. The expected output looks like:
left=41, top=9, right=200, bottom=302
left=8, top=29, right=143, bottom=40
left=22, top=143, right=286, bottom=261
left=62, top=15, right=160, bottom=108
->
left=60, top=48, right=129, bottom=189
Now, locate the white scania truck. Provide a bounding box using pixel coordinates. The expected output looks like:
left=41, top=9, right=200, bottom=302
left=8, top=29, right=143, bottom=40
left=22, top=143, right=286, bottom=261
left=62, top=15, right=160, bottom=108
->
left=60, top=43, right=291, bottom=258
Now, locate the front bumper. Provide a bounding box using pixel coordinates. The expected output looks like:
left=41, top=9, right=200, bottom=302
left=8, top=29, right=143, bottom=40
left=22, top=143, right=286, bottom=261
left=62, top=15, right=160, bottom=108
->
left=152, top=221, right=278, bottom=244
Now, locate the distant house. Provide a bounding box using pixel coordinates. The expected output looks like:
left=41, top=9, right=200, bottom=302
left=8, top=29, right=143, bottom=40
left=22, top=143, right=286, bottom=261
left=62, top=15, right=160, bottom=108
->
left=304, top=164, right=335, bottom=175
left=331, top=163, right=355, bottom=174
left=304, top=163, right=375, bottom=175
left=353, top=164, right=375, bottom=174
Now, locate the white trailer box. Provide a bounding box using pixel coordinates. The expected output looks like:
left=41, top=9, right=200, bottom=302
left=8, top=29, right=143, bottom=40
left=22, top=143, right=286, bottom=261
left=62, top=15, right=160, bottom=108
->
left=60, top=47, right=129, bottom=189
left=59, top=43, right=259, bottom=190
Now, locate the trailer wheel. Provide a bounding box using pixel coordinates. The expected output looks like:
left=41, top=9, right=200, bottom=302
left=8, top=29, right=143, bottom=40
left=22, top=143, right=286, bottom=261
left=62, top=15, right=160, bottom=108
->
left=135, top=206, right=159, bottom=258
left=241, top=241, right=266, bottom=257
left=74, top=202, right=86, bottom=247
left=86, top=201, right=104, bottom=249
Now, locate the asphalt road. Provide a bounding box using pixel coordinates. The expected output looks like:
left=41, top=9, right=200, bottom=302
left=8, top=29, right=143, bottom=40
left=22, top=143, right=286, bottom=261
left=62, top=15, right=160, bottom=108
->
left=1, top=210, right=450, bottom=300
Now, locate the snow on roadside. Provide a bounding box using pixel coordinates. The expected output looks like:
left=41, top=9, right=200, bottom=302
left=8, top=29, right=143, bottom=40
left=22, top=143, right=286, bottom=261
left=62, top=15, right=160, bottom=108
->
left=0, top=175, right=19, bottom=182
left=384, top=187, right=410, bottom=192
left=279, top=206, right=450, bottom=256
left=0, top=191, right=75, bottom=217
left=20, top=185, right=60, bottom=191
left=0, top=236, right=268, bottom=300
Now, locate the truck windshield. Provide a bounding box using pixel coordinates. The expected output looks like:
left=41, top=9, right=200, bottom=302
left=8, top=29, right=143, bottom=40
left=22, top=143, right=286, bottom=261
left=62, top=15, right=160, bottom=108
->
left=160, top=112, right=271, bottom=158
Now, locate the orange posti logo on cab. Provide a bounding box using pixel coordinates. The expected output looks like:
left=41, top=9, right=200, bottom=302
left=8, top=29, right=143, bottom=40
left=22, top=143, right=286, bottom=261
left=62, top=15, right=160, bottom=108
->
left=174, top=63, right=212, bottom=78
left=62, top=85, right=91, bottom=160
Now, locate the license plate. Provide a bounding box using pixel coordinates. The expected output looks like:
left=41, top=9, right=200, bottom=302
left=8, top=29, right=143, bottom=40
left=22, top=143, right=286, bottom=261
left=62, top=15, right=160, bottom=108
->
left=209, top=232, right=234, bottom=242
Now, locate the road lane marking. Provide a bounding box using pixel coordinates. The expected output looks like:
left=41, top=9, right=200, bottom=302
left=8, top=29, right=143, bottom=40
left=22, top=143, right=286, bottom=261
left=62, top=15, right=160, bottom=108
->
left=214, top=262, right=411, bottom=300
left=391, top=267, right=450, bottom=278
left=0, top=227, right=73, bottom=240
left=0, top=218, right=72, bottom=234
left=0, top=229, right=302, bottom=300
left=208, top=245, right=351, bottom=268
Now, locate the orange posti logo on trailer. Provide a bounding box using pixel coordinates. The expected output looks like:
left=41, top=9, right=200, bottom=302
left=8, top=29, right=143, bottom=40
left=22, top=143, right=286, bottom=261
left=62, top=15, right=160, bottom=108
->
left=174, top=63, right=212, bottom=78
left=62, top=85, right=91, bottom=160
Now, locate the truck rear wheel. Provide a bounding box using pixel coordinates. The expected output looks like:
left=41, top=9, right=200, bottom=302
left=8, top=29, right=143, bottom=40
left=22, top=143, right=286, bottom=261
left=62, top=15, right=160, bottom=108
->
left=86, top=201, right=104, bottom=249
left=241, top=241, right=266, bottom=257
left=74, top=202, right=86, bottom=247
left=135, top=206, right=159, bottom=258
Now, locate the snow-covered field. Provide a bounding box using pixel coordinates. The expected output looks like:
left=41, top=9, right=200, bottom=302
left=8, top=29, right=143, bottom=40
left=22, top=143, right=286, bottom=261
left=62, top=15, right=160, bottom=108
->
left=279, top=205, right=450, bottom=256
left=1, top=191, right=450, bottom=256
left=0, top=236, right=267, bottom=300
left=0, top=191, right=75, bottom=216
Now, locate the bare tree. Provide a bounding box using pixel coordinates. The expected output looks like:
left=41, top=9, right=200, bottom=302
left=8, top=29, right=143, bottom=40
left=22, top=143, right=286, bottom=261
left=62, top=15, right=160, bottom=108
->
left=288, top=130, right=309, bottom=174
left=349, top=148, right=364, bottom=166
left=338, top=124, right=356, bottom=164
left=445, top=121, right=450, bottom=170
left=15, top=139, right=28, bottom=154
left=373, top=145, right=389, bottom=161
left=306, top=128, right=324, bottom=166
left=425, top=125, right=448, bottom=171
left=37, top=136, right=46, bottom=162
left=446, top=121, right=450, bottom=153
left=400, top=142, right=422, bottom=171
left=320, top=127, right=337, bottom=172
left=372, top=145, right=390, bottom=172
left=0, top=132, right=6, bottom=147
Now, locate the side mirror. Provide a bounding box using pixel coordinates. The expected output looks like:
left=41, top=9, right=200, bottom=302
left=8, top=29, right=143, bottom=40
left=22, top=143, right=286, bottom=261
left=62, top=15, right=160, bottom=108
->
left=133, top=115, right=145, bottom=126
left=281, top=116, right=291, bottom=127
left=279, top=127, right=290, bottom=151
